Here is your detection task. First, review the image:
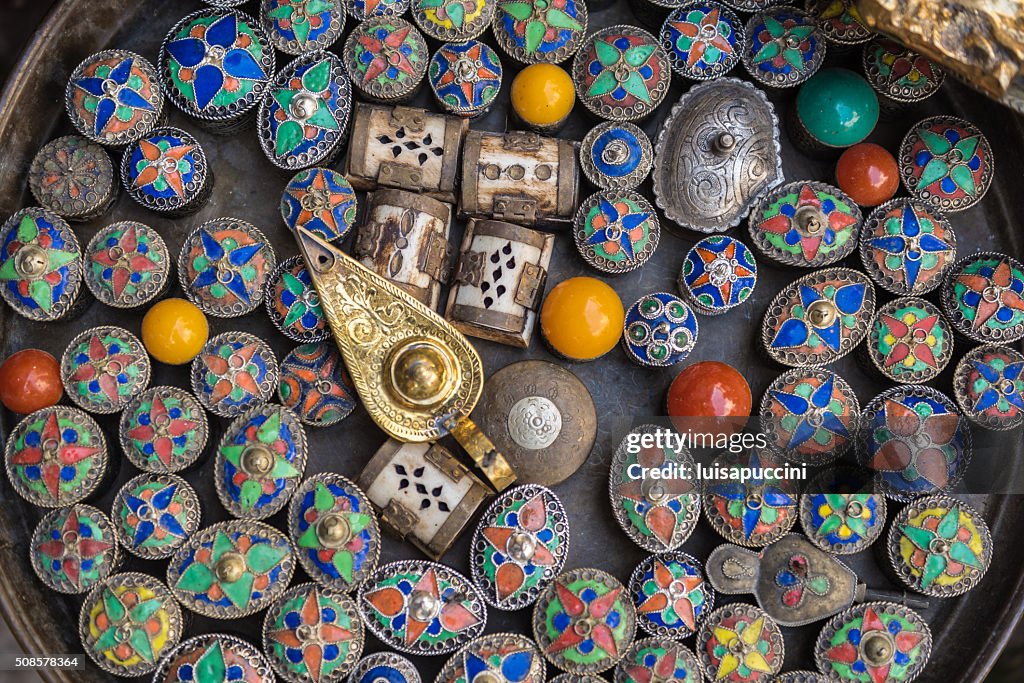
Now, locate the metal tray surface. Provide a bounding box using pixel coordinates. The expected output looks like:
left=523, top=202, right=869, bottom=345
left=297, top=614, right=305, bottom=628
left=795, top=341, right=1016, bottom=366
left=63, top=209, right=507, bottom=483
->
left=0, top=0, right=1023, bottom=681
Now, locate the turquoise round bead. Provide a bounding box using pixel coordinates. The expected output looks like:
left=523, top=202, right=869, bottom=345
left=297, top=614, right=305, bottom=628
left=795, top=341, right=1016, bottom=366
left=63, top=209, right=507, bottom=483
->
left=796, top=67, right=879, bottom=148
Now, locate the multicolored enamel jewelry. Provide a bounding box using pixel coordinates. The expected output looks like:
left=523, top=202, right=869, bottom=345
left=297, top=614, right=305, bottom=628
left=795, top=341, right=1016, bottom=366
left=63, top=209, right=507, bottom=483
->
left=428, top=40, right=503, bottom=117
left=0, top=207, right=84, bottom=322
left=152, top=633, right=275, bottom=683
left=678, top=235, right=757, bottom=316
left=761, top=367, right=858, bottom=465
left=412, top=0, right=497, bottom=42
left=112, top=473, right=201, bottom=560
left=280, top=167, right=358, bottom=243
left=696, top=603, right=784, bottom=682
left=860, top=385, right=972, bottom=501
left=29, top=136, right=117, bottom=221
left=121, top=126, right=212, bottom=215
left=65, top=49, right=164, bottom=147
left=579, top=122, right=653, bottom=191
left=660, top=2, right=743, bottom=81
left=261, top=0, right=347, bottom=55
left=614, top=638, right=702, bottom=683
left=531, top=567, right=636, bottom=674
left=629, top=552, right=713, bottom=640
left=287, top=473, right=381, bottom=592
left=886, top=493, right=992, bottom=598
left=261, top=582, right=365, bottom=683
left=762, top=267, right=876, bottom=367
left=435, top=633, right=547, bottom=683
left=858, top=198, right=956, bottom=297
left=804, top=0, right=873, bottom=45
left=30, top=504, right=120, bottom=594
left=60, top=325, right=151, bottom=414
left=4, top=406, right=107, bottom=508
left=621, top=292, right=699, bottom=368
left=572, top=25, right=671, bottom=122
left=491, top=0, right=589, bottom=65
left=953, top=344, right=1024, bottom=431
left=941, top=251, right=1024, bottom=344
left=349, top=653, right=421, bottom=683
left=257, top=52, right=352, bottom=170
left=119, top=386, right=209, bottom=473
left=799, top=467, right=886, bottom=555
left=265, top=256, right=330, bottom=343
left=470, top=484, right=569, bottom=611
left=898, top=115, right=993, bottom=213
left=742, top=6, right=825, bottom=89
left=862, top=38, right=945, bottom=108
left=703, top=450, right=799, bottom=547
left=278, top=343, right=358, bottom=427
left=83, top=221, right=170, bottom=309
left=78, top=572, right=184, bottom=677
left=358, top=559, right=488, bottom=655
left=866, top=297, right=953, bottom=384
left=573, top=190, right=660, bottom=275
left=166, top=520, right=297, bottom=619
left=191, top=330, right=280, bottom=418
left=813, top=602, right=932, bottom=683
left=342, top=18, right=429, bottom=103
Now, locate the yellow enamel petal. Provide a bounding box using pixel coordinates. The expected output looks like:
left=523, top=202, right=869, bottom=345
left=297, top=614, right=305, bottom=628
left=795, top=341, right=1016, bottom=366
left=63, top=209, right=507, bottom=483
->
left=744, top=651, right=774, bottom=674
left=716, top=653, right=740, bottom=680
left=740, top=617, right=764, bottom=646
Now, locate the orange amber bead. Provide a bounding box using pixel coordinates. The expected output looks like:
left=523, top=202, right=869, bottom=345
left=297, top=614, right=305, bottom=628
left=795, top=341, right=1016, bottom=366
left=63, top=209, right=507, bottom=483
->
left=666, top=360, right=751, bottom=437
left=540, top=277, right=624, bottom=361
left=835, top=142, right=900, bottom=207
left=141, top=298, right=209, bottom=365
left=0, top=349, right=62, bottom=414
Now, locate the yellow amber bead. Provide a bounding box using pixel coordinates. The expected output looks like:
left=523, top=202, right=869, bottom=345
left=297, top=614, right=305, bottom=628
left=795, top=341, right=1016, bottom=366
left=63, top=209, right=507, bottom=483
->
left=142, top=298, right=209, bottom=365
left=511, top=64, right=575, bottom=131
left=540, top=277, right=624, bottom=361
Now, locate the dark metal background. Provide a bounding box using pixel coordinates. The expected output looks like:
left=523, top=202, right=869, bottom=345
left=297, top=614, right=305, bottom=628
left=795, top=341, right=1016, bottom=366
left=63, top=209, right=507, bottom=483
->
left=0, top=1, right=1022, bottom=681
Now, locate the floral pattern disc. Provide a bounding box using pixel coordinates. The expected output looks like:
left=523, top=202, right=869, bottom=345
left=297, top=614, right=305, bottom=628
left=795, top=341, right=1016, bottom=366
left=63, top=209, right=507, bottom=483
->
left=898, top=115, right=993, bottom=212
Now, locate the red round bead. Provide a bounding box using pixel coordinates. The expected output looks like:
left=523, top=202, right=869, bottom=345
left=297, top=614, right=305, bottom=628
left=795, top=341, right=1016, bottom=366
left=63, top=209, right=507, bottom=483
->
left=0, top=349, right=63, bottom=414
left=666, top=361, right=751, bottom=437
left=835, top=142, right=900, bottom=207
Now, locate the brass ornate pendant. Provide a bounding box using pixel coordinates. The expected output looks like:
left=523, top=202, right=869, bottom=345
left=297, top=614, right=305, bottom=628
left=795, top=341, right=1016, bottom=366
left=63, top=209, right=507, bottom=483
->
left=295, top=227, right=516, bottom=491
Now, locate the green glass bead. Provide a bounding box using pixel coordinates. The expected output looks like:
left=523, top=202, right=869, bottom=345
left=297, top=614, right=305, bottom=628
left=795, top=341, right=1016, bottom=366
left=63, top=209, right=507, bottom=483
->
left=796, top=68, right=879, bottom=148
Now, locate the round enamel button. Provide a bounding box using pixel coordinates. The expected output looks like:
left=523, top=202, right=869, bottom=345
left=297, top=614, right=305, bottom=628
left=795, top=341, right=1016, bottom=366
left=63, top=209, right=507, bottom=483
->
left=629, top=552, right=713, bottom=640
left=492, top=0, right=589, bottom=65
left=343, top=17, right=429, bottom=103
left=30, top=504, right=119, bottom=594
left=579, top=122, right=653, bottom=191
left=953, top=344, right=1024, bottom=431
left=886, top=494, right=991, bottom=598
left=696, top=603, right=784, bottom=682
left=262, top=582, right=365, bottom=683
left=942, top=251, right=1024, bottom=344
left=679, top=235, right=757, bottom=316
left=120, top=387, right=209, bottom=474
left=159, top=9, right=276, bottom=127
left=65, top=49, right=164, bottom=147
left=574, top=190, right=660, bottom=275
left=660, top=2, right=743, bottom=81
left=112, top=472, right=200, bottom=560
left=742, top=6, right=825, bottom=89
left=793, top=68, right=878, bottom=150
left=703, top=450, right=798, bottom=547
left=622, top=292, right=699, bottom=367
left=470, top=484, right=570, bottom=611
left=84, top=221, right=170, bottom=309
left=261, top=0, right=347, bottom=55
left=748, top=180, right=862, bottom=269
left=860, top=385, right=971, bottom=501
left=281, top=167, right=358, bottom=243
left=859, top=198, right=956, bottom=296
left=29, top=136, right=117, bottom=221
left=804, top=0, right=872, bottom=45
left=191, top=330, right=281, bottom=418
left=615, top=638, right=702, bottom=683
left=258, top=52, right=352, bottom=170
left=436, top=633, right=546, bottom=683
left=278, top=343, right=358, bottom=427
left=215, top=404, right=308, bottom=519
left=180, top=217, right=277, bottom=318
left=358, top=559, right=487, bottom=655
left=814, top=602, right=932, bottom=683
left=799, top=466, right=886, bottom=555
left=510, top=63, right=576, bottom=132
left=761, top=367, right=859, bottom=465
left=573, top=25, right=671, bottom=122
left=121, top=127, right=212, bottom=216
left=899, top=115, right=993, bottom=213
left=532, top=567, right=636, bottom=674
left=60, top=325, right=151, bottom=415
left=540, top=276, right=625, bottom=362
left=266, top=255, right=330, bottom=343
left=412, top=0, right=496, bottom=41
left=153, top=634, right=275, bottom=683
left=0, top=207, right=84, bottom=323
left=429, top=40, right=503, bottom=118
left=862, top=38, right=945, bottom=107
left=761, top=267, right=876, bottom=367
left=349, top=653, right=421, bottom=683
left=79, top=572, right=183, bottom=677
left=166, top=520, right=297, bottom=619
left=5, top=406, right=107, bottom=508
left=344, top=0, right=410, bottom=21
left=288, top=473, right=381, bottom=592
left=608, top=424, right=700, bottom=553
left=866, top=297, right=953, bottom=384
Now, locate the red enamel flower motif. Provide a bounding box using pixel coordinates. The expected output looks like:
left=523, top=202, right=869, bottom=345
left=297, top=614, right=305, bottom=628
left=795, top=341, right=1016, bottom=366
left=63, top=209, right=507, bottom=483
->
left=363, top=568, right=481, bottom=647
left=880, top=312, right=939, bottom=368
left=90, top=224, right=160, bottom=299
left=637, top=558, right=704, bottom=631
left=616, top=445, right=695, bottom=547
left=435, top=42, right=501, bottom=105
left=758, top=184, right=858, bottom=261
left=547, top=581, right=622, bottom=657
left=269, top=586, right=355, bottom=683
left=132, top=138, right=195, bottom=199
left=12, top=412, right=100, bottom=500
left=204, top=343, right=262, bottom=405
left=126, top=394, right=200, bottom=467
left=870, top=400, right=959, bottom=488
left=957, top=260, right=1024, bottom=331
left=825, top=607, right=924, bottom=683
left=357, top=27, right=416, bottom=83
left=625, top=644, right=685, bottom=683
left=36, top=510, right=112, bottom=589
left=481, top=492, right=556, bottom=601
left=670, top=7, right=734, bottom=67
left=69, top=334, right=137, bottom=403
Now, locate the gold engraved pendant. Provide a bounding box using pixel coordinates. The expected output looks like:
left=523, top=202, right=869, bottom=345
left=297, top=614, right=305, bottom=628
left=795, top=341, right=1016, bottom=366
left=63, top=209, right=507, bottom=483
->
left=295, top=227, right=516, bottom=491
